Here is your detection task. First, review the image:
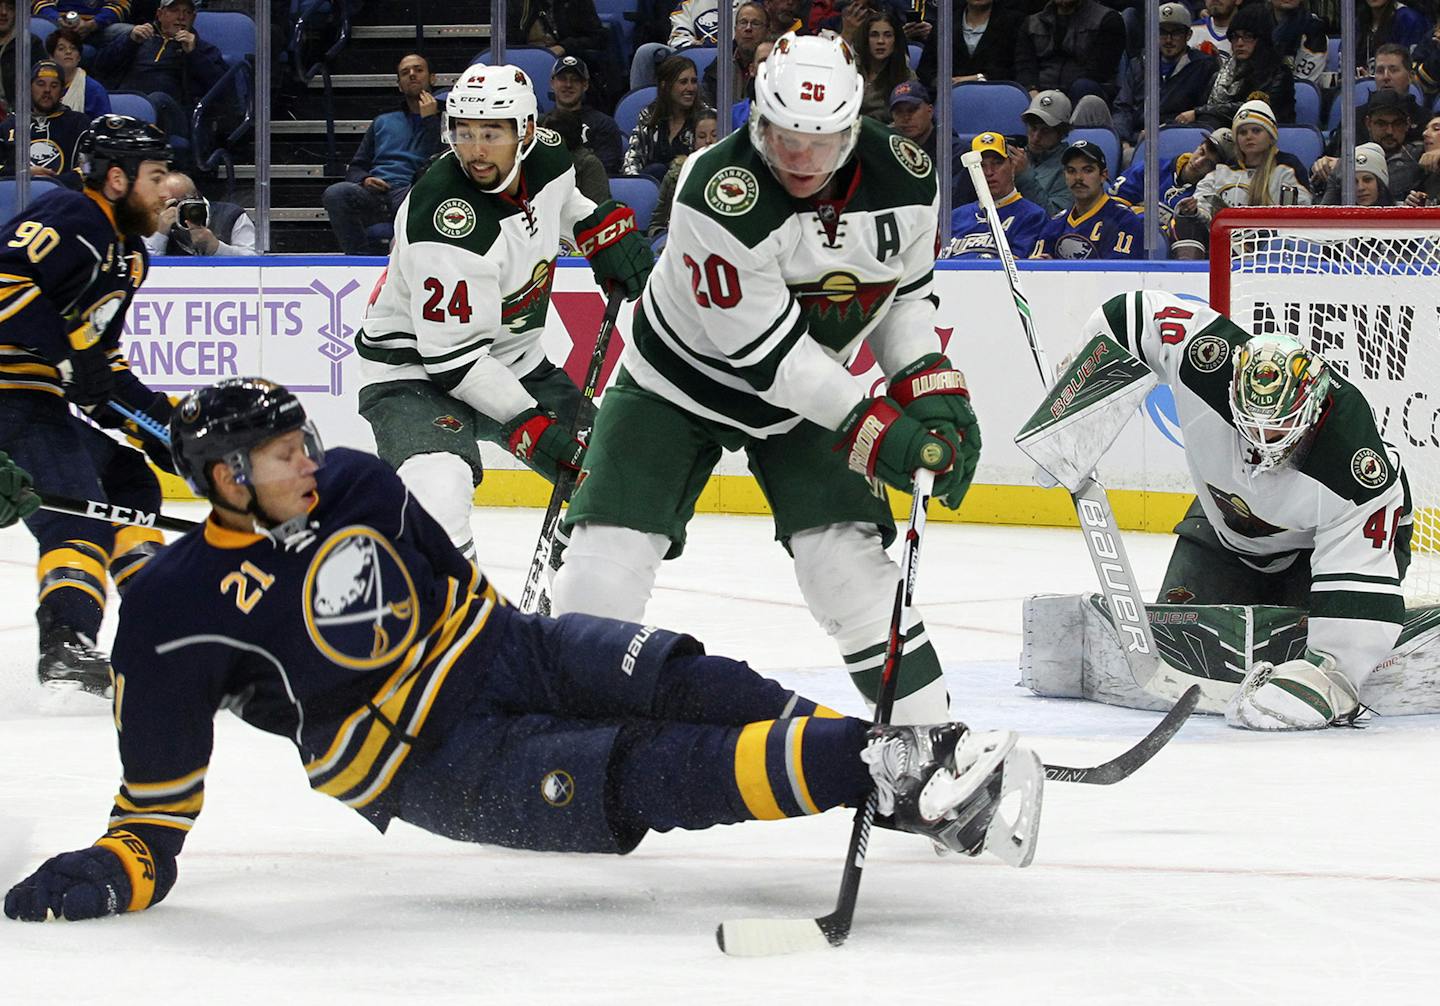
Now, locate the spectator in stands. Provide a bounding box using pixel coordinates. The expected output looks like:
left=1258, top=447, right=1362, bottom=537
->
left=887, top=80, right=969, bottom=203
left=917, top=0, right=1020, bottom=91
left=1271, top=0, right=1329, bottom=84
left=763, top=0, right=804, bottom=39
left=703, top=2, right=769, bottom=107
left=1186, top=99, right=1311, bottom=221
left=1014, top=0, right=1127, bottom=105
left=1313, top=88, right=1423, bottom=194
left=0, top=60, right=89, bottom=184
left=1403, top=111, right=1440, bottom=203
left=550, top=55, right=622, bottom=175
left=507, top=0, right=617, bottom=105
left=1350, top=141, right=1396, bottom=204
left=1112, top=3, right=1217, bottom=144
left=322, top=53, right=442, bottom=256
left=1032, top=140, right=1144, bottom=259
left=1358, top=0, right=1431, bottom=71
left=943, top=132, right=1048, bottom=259
left=858, top=8, right=915, bottom=121
left=0, top=0, right=17, bottom=116
left=1182, top=4, right=1296, bottom=129
left=33, top=1, right=134, bottom=49
left=622, top=54, right=707, bottom=180
left=91, top=0, right=228, bottom=157
left=144, top=170, right=256, bottom=255
left=630, top=0, right=715, bottom=91
left=540, top=108, right=611, bottom=204
left=1414, top=20, right=1440, bottom=97
left=647, top=110, right=718, bottom=239
left=47, top=27, right=112, bottom=119
left=1015, top=89, right=1074, bottom=215
left=725, top=38, right=775, bottom=131
left=1115, top=130, right=1231, bottom=257
left=1191, top=0, right=1241, bottom=64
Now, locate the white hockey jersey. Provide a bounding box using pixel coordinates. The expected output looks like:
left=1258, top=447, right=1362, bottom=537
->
left=625, top=118, right=944, bottom=438
left=1082, top=290, right=1410, bottom=686
left=357, top=132, right=597, bottom=423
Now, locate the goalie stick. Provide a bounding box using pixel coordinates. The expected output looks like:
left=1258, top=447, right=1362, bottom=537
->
left=518, top=289, right=624, bottom=614
left=716, top=470, right=935, bottom=958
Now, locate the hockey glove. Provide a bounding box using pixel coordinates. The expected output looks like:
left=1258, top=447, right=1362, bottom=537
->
left=889, top=353, right=982, bottom=503
left=576, top=200, right=654, bottom=301
left=501, top=407, right=587, bottom=483
left=836, top=397, right=966, bottom=508
left=4, top=831, right=175, bottom=921
left=120, top=393, right=179, bottom=476
left=64, top=345, right=116, bottom=408
left=0, top=451, right=41, bottom=528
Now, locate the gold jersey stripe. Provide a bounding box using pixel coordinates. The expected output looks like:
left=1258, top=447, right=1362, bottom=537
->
left=734, top=720, right=786, bottom=821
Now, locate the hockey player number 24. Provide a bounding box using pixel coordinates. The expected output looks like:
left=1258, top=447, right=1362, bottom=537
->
left=422, top=278, right=474, bottom=324
left=683, top=254, right=741, bottom=309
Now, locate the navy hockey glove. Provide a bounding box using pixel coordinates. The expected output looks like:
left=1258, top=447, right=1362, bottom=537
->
left=576, top=200, right=653, bottom=301
left=502, top=407, right=587, bottom=482
left=4, top=831, right=173, bottom=922
left=836, top=397, right=966, bottom=508
left=0, top=451, right=40, bottom=528
left=65, top=345, right=115, bottom=408
left=120, top=393, right=179, bottom=476
left=889, top=353, right=981, bottom=506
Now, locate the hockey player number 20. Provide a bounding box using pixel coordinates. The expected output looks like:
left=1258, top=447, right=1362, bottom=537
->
left=683, top=253, right=741, bottom=309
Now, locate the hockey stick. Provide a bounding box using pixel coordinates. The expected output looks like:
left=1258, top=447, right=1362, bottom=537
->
left=961, top=151, right=1163, bottom=690
left=107, top=401, right=172, bottom=448
left=517, top=289, right=625, bottom=615
left=33, top=491, right=200, bottom=533
left=716, top=469, right=935, bottom=957
left=1042, top=683, right=1200, bottom=785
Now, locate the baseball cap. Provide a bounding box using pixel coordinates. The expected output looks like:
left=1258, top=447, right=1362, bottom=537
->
left=552, top=55, right=589, bottom=81
left=159, top=0, right=196, bottom=8
left=1204, top=127, right=1237, bottom=163
left=32, top=59, right=62, bottom=83
left=1023, top=90, right=1072, bottom=128
left=888, top=80, right=931, bottom=110
left=972, top=131, right=1009, bottom=158
left=1360, top=87, right=1417, bottom=121
left=1158, top=2, right=1191, bottom=30
left=1061, top=139, right=1106, bottom=168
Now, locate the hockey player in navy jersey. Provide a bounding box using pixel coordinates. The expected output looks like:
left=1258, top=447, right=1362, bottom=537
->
left=1032, top=140, right=1144, bottom=261
left=3, top=378, right=1043, bottom=922
left=0, top=114, right=177, bottom=697
left=943, top=132, right=1047, bottom=260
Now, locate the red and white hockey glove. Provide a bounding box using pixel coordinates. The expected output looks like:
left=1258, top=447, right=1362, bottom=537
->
left=502, top=407, right=586, bottom=483
left=575, top=200, right=654, bottom=301
left=836, top=396, right=966, bottom=509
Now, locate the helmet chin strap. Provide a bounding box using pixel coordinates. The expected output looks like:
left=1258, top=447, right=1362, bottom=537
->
left=479, top=156, right=524, bottom=195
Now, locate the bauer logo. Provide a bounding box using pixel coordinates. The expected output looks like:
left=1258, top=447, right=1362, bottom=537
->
left=303, top=527, right=420, bottom=670
left=434, top=198, right=477, bottom=239
left=1351, top=447, right=1388, bottom=488
left=540, top=770, right=576, bottom=807
left=704, top=167, right=759, bottom=216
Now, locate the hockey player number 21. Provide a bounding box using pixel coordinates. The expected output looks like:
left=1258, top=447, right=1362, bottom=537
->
left=682, top=254, right=741, bottom=309
left=1363, top=506, right=1404, bottom=551
left=421, top=278, right=473, bottom=323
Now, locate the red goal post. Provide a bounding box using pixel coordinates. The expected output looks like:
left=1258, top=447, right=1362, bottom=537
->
left=1210, top=206, right=1440, bottom=602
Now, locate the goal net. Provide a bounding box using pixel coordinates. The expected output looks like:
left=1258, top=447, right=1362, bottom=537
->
left=1211, top=207, right=1440, bottom=605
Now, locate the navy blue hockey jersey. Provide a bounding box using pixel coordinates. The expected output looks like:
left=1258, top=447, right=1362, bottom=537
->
left=1032, top=194, right=1144, bottom=261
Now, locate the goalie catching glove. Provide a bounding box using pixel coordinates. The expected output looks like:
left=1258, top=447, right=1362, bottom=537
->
left=889, top=353, right=981, bottom=501
left=1225, top=650, right=1361, bottom=731
left=501, top=407, right=586, bottom=482
left=4, top=830, right=176, bottom=921
left=575, top=200, right=654, bottom=301
left=836, top=397, right=967, bottom=508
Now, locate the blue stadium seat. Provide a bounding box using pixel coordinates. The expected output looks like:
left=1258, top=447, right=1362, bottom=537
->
left=29, top=20, right=55, bottom=45
left=951, top=81, right=1030, bottom=136
left=195, top=11, right=257, bottom=65
left=615, top=86, right=656, bottom=137
left=1294, top=80, right=1321, bottom=127
left=1130, top=126, right=1209, bottom=171
left=1069, top=127, right=1121, bottom=176
left=681, top=47, right=720, bottom=82
left=0, top=179, right=62, bottom=223
left=908, top=44, right=921, bottom=70
left=1326, top=79, right=1425, bottom=130
left=592, top=0, right=637, bottom=64
left=1326, top=36, right=1341, bottom=73
left=611, top=175, right=662, bottom=233
left=1278, top=125, right=1324, bottom=169
left=109, top=92, right=157, bottom=124
left=470, top=48, right=560, bottom=112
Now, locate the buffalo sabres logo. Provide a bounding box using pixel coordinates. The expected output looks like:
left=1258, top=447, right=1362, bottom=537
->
left=888, top=134, right=931, bottom=178
left=1055, top=232, right=1097, bottom=260
left=704, top=166, right=759, bottom=215
left=1351, top=447, right=1388, bottom=488
left=433, top=197, right=476, bottom=239
left=1187, top=334, right=1230, bottom=373
left=303, top=527, right=419, bottom=670
left=540, top=769, right=576, bottom=807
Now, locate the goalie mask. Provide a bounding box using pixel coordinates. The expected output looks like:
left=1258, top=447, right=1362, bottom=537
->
left=749, top=32, right=864, bottom=197
left=1230, top=335, right=1332, bottom=472
left=444, top=64, right=539, bottom=194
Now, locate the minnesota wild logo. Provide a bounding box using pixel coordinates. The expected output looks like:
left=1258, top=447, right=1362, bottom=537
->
left=434, top=198, right=476, bottom=239
left=1205, top=484, right=1287, bottom=538
left=501, top=260, right=555, bottom=333
left=789, top=271, right=897, bottom=351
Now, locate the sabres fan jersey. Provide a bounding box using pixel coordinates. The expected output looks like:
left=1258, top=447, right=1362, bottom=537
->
left=1084, top=290, right=1410, bottom=683
left=0, top=187, right=151, bottom=401
left=104, top=449, right=507, bottom=864
left=627, top=118, right=943, bottom=438
left=1032, top=194, right=1144, bottom=261
left=945, top=190, right=1048, bottom=259
left=357, top=131, right=596, bottom=423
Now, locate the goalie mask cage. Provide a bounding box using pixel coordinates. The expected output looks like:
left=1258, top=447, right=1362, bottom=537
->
left=1211, top=206, right=1440, bottom=605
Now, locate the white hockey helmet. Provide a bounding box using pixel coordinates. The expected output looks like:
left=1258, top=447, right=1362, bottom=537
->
left=1230, top=334, right=1332, bottom=472
left=749, top=32, right=864, bottom=194
left=445, top=63, right=539, bottom=193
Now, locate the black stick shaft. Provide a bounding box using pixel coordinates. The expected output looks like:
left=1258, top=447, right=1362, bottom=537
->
left=35, top=492, right=200, bottom=533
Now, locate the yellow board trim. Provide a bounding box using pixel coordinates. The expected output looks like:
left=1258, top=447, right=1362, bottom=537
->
left=734, top=720, right=786, bottom=821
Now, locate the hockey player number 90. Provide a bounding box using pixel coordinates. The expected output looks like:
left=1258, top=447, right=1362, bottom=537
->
left=683, top=253, right=741, bottom=309
left=6, top=221, right=60, bottom=263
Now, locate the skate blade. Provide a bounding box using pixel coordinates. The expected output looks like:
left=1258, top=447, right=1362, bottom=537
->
left=36, top=681, right=112, bottom=716
left=917, top=729, right=1016, bottom=822
left=986, top=747, right=1044, bottom=868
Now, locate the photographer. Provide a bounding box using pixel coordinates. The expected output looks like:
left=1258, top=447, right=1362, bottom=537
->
left=143, top=171, right=256, bottom=256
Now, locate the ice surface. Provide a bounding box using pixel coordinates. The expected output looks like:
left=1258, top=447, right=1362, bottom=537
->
left=3, top=508, right=1438, bottom=1004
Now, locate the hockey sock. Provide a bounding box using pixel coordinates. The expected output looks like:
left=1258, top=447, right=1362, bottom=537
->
left=843, top=618, right=945, bottom=712
left=608, top=715, right=871, bottom=833
left=652, top=651, right=844, bottom=726
left=37, top=539, right=109, bottom=638
left=109, top=526, right=164, bottom=596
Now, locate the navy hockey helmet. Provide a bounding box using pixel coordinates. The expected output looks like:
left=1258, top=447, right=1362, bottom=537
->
left=170, top=378, right=324, bottom=499
left=77, top=114, right=173, bottom=187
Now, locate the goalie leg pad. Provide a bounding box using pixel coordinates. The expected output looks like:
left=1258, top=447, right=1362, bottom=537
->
left=549, top=523, right=669, bottom=621
left=397, top=452, right=476, bottom=551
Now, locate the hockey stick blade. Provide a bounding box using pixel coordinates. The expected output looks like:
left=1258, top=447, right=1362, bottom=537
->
left=1042, top=684, right=1200, bottom=785
left=715, top=917, right=834, bottom=957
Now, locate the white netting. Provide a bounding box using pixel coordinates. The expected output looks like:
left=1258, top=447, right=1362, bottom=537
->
left=1220, top=222, right=1440, bottom=604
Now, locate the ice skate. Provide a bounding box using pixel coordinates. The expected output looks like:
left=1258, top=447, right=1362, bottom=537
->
left=862, top=723, right=1044, bottom=867
left=37, top=622, right=113, bottom=699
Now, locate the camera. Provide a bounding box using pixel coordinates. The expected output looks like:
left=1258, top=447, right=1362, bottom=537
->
left=177, top=198, right=208, bottom=228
